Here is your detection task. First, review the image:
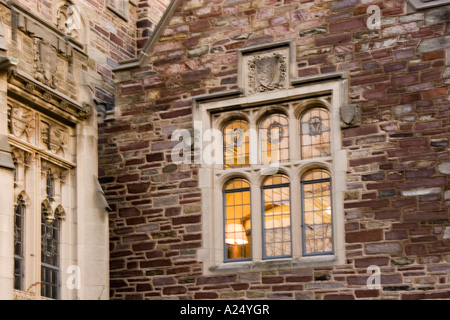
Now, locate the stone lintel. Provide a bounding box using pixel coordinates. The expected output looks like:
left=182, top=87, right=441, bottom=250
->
left=8, top=69, right=91, bottom=124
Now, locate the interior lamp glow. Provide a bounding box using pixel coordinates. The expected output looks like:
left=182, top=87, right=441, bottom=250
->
left=225, top=223, right=248, bottom=245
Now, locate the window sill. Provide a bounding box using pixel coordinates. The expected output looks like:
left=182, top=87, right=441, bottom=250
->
left=208, top=255, right=339, bottom=274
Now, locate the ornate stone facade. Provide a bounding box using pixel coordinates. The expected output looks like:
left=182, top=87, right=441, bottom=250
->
left=101, top=0, right=450, bottom=301
left=0, top=0, right=170, bottom=301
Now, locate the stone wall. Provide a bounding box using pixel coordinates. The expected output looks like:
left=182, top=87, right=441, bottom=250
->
left=101, top=0, right=450, bottom=300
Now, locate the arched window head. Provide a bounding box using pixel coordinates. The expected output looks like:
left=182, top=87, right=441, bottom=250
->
left=223, top=178, right=251, bottom=261
left=301, top=169, right=333, bottom=255
left=262, top=174, right=291, bottom=258
left=223, top=120, right=249, bottom=169
left=260, top=114, right=289, bottom=165
left=301, top=108, right=331, bottom=159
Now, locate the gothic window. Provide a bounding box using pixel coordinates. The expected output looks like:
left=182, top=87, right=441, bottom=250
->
left=13, top=155, right=18, bottom=183
left=301, top=169, right=333, bottom=255
left=260, top=114, right=289, bottom=165
left=223, top=120, right=250, bottom=169
left=223, top=179, right=251, bottom=261
left=14, top=196, right=25, bottom=291
left=46, top=172, right=54, bottom=200
left=196, top=64, right=346, bottom=272
left=262, top=174, right=291, bottom=258
left=41, top=206, right=61, bottom=300
left=301, top=108, right=331, bottom=159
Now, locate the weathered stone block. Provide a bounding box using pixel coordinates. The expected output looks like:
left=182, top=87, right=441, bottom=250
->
left=365, top=242, right=403, bottom=255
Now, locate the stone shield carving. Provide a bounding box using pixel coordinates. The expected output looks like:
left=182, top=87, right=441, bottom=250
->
left=9, top=104, right=35, bottom=141
left=248, top=51, right=287, bottom=94
left=34, top=39, right=57, bottom=89
left=41, top=121, right=67, bottom=155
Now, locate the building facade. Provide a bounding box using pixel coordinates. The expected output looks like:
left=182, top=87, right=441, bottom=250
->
left=0, top=0, right=169, bottom=300
left=101, top=0, right=450, bottom=300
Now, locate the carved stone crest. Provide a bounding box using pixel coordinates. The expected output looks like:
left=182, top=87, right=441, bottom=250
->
left=9, top=104, right=35, bottom=141
left=41, top=121, right=67, bottom=156
left=247, top=51, right=287, bottom=94
left=34, top=39, right=57, bottom=89
left=56, top=1, right=81, bottom=41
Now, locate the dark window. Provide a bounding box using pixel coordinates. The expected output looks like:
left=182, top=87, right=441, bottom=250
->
left=14, top=197, right=25, bottom=290
left=41, top=206, right=60, bottom=299
left=46, top=172, right=54, bottom=200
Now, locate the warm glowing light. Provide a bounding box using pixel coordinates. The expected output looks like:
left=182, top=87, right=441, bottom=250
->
left=225, top=223, right=248, bottom=245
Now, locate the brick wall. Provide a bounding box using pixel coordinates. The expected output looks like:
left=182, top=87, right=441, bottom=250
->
left=100, top=0, right=450, bottom=300
left=136, top=0, right=172, bottom=51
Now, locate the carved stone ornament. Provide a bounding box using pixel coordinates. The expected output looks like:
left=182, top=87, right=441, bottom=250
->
left=41, top=121, right=67, bottom=155
left=34, top=39, right=57, bottom=89
left=56, top=1, right=81, bottom=41
left=247, top=51, right=288, bottom=94
left=340, top=104, right=361, bottom=128
left=8, top=104, right=35, bottom=141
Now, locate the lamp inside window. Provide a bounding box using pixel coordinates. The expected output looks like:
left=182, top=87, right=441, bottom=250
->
left=224, top=179, right=251, bottom=261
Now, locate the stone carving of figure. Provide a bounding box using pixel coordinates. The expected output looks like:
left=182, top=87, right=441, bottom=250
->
left=57, top=1, right=81, bottom=41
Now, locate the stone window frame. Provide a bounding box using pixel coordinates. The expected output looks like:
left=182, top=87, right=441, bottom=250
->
left=9, top=101, right=73, bottom=299
left=107, top=0, right=130, bottom=21
left=195, top=79, right=348, bottom=275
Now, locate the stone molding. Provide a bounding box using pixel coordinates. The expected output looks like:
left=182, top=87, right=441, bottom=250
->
left=8, top=69, right=92, bottom=124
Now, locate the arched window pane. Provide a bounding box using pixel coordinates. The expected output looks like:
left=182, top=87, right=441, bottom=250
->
left=223, top=120, right=249, bottom=169
left=223, top=178, right=251, bottom=261
left=14, top=197, right=25, bottom=291
left=301, top=108, right=331, bottom=159
left=301, top=169, right=333, bottom=255
left=260, top=114, right=289, bottom=165
left=262, top=174, right=291, bottom=258
left=41, top=207, right=60, bottom=299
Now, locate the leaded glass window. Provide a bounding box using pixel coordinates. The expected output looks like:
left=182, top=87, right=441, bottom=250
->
left=301, top=169, right=333, bottom=255
left=223, top=120, right=250, bottom=169
left=46, top=172, right=54, bottom=200
left=301, top=108, right=331, bottom=159
left=41, top=206, right=60, bottom=299
left=262, top=174, right=291, bottom=258
left=260, top=114, right=289, bottom=165
left=223, top=179, right=251, bottom=261
left=14, top=196, right=25, bottom=290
